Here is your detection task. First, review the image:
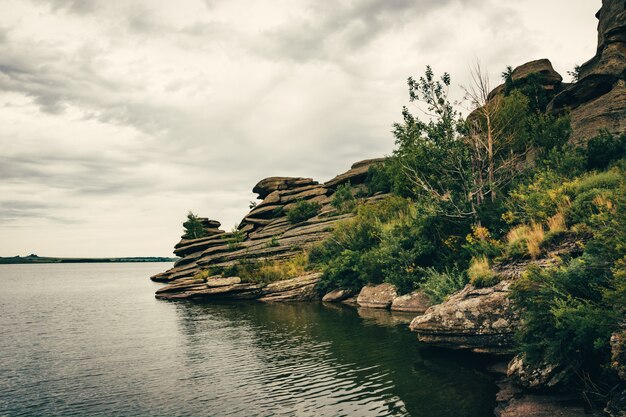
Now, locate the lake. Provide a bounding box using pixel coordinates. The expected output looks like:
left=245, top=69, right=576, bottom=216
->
left=0, top=263, right=496, bottom=416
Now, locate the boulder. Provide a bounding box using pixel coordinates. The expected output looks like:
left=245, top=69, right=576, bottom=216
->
left=486, top=59, right=563, bottom=103
left=357, top=283, right=398, bottom=309
left=409, top=281, right=519, bottom=354
left=510, top=59, right=563, bottom=87
left=252, top=177, right=318, bottom=199
left=390, top=290, right=431, bottom=313
left=322, top=289, right=353, bottom=302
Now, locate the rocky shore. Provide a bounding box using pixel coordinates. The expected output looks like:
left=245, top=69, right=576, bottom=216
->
left=151, top=2, right=624, bottom=415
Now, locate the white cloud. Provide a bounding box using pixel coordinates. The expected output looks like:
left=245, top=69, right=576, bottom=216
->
left=0, top=0, right=600, bottom=256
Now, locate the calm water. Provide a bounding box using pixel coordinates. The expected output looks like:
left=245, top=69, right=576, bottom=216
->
left=0, top=263, right=496, bottom=417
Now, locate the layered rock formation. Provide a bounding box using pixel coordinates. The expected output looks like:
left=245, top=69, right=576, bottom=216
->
left=152, top=158, right=385, bottom=300
left=549, top=0, right=626, bottom=142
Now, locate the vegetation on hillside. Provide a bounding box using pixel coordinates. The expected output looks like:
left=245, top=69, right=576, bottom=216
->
left=309, top=66, right=626, bottom=395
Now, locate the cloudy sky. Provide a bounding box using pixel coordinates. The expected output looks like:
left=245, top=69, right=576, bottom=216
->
left=0, top=0, right=599, bottom=257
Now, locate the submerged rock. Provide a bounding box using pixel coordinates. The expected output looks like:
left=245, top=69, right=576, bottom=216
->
left=357, top=283, right=398, bottom=309
left=496, top=393, right=588, bottom=417
left=409, top=281, right=519, bottom=354
left=322, top=289, right=353, bottom=302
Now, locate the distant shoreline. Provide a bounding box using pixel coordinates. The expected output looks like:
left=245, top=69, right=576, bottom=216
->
left=0, top=256, right=178, bottom=264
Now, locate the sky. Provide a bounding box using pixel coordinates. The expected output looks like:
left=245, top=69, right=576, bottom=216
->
left=0, top=0, right=600, bottom=257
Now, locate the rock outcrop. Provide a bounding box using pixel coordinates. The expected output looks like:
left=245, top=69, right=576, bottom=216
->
left=409, top=280, right=519, bottom=354
left=549, top=0, right=626, bottom=142
left=356, top=283, right=398, bottom=309
left=151, top=158, right=385, bottom=299
left=155, top=273, right=322, bottom=301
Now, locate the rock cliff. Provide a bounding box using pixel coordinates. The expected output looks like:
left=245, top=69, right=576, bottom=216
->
left=548, top=0, right=626, bottom=142
left=152, top=158, right=386, bottom=300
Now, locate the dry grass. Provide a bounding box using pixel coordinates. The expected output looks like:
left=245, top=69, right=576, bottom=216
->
left=256, top=253, right=309, bottom=282
left=506, top=223, right=545, bottom=259
left=526, top=223, right=545, bottom=259
left=467, top=256, right=499, bottom=287
left=547, top=212, right=566, bottom=233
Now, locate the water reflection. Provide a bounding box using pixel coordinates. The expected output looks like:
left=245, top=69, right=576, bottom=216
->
left=173, top=301, right=496, bottom=417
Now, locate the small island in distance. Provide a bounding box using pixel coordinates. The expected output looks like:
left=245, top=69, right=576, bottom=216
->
left=0, top=254, right=178, bottom=264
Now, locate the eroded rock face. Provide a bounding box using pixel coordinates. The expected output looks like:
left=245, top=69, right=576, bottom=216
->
left=549, top=0, right=626, bottom=142
left=409, top=281, right=519, bottom=354
left=390, top=290, right=431, bottom=313
left=357, top=283, right=398, bottom=309
left=151, top=159, right=389, bottom=299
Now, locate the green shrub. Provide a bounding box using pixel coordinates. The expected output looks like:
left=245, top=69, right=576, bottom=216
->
left=331, top=182, right=356, bottom=214
left=317, top=249, right=367, bottom=293
left=266, top=235, right=280, bottom=247
left=182, top=211, right=208, bottom=239
left=419, top=267, right=468, bottom=304
left=225, top=226, right=246, bottom=251
left=463, top=226, right=503, bottom=259
left=286, top=200, right=321, bottom=224
left=585, top=131, right=626, bottom=170
left=365, top=163, right=392, bottom=195
left=312, top=196, right=438, bottom=293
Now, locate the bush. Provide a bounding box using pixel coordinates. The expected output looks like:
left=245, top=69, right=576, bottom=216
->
left=312, top=196, right=441, bottom=294
left=266, top=235, right=280, bottom=247
left=286, top=200, right=321, bottom=224
left=225, top=226, right=246, bottom=251
left=420, top=267, right=468, bottom=304
left=331, top=182, right=356, bottom=214
left=585, top=131, right=626, bottom=170
left=467, top=256, right=499, bottom=287
left=463, top=225, right=503, bottom=259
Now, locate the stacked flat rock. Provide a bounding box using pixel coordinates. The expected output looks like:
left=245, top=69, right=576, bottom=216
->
left=150, top=159, right=385, bottom=300
left=548, top=0, right=626, bottom=142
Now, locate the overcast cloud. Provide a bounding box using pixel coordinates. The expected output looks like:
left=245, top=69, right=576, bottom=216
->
left=0, top=0, right=599, bottom=257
